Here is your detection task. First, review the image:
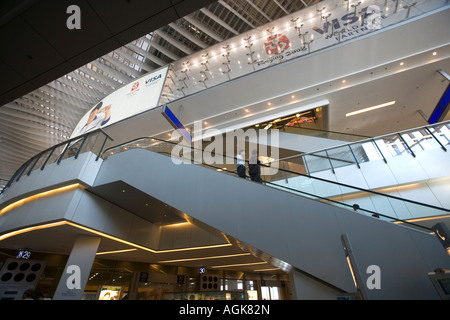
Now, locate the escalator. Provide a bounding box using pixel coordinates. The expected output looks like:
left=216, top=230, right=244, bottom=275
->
left=90, top=134, right=450, bottom=299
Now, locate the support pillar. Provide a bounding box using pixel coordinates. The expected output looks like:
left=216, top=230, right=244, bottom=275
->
left=53, top=236, right=101, bottom=300
left=288, top=268, right=347, bottom=300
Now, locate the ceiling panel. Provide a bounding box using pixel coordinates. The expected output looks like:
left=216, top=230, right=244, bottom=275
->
left=0, top=16, right=65, bottom=80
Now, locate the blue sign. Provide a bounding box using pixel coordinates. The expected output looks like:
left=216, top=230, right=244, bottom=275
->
left=429, top=84, right=450, bottom=124
left=162, top=106, right=192, bottom=142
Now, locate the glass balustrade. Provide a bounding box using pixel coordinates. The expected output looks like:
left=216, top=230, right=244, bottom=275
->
left=0, top=129, right=113, bottom=194
left=273, top=120, right=450, bottom=175
left=100, top=124, right=450, bottom=233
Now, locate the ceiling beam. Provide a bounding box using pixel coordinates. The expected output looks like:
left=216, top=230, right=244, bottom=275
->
left=245, top=0, right=272, bottom=22
left=154, top=29, right=195, bottom=55
left=199, top=8, right=240, bottom=35
left=168, top=22, right=209, bottom=49
left=183, top=14, right=225, bottom=43
left=126, top=42, right=167, bottom=68
left=217, top=0, right=256, bottom=29
left=138, top=36, right=182, bottom=61
left=273, top=0, right=290, bottom=14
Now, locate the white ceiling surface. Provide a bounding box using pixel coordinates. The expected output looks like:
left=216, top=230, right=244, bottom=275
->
left=0, top=0, right=319, bottom=186
left=99, top=6, right=450, bottom=152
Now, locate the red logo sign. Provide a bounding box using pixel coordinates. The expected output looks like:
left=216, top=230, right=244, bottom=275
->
left=264, top=34, right=290, bottom=55
left=131, top=82, right=140, bottom=92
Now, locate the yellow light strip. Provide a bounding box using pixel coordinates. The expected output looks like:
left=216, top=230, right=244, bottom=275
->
left=0, top=183, right=83, bottom=217
left=0, top=220, right=232, bottom=254
left=211, top=262, right=267, bottom=269
left=65, top=222, right=232, bottom=253
left=253, top=268, right=280, bottom=272
left=346, top=101, right=396, bottom=117
left=393, top=214, right=450, bottom=224
left=161, top=221, right=191, bottom=228
left=158, top=253, right=251, bottom=263
left=96, top=248, right=138, bottom=255
left=0, top=184, right=232, bottom=254
left=0, top=221, right=67, bottom=241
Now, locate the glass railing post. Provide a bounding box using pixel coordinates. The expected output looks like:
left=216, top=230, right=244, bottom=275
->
left=41, top=146, right=56, bottom=170
left=372, top=139, right=387, bottom=163
left=96, top=133, right=111, bottom=161
left=75, top=134, right=89, bottom=159
left=324, top=150, right=335, bottom=174
left=398, top=133, right=416, bottom=157
left=426, top=127, right=447, bottom=152
left=15, top=159, right=32, bottom=182
left=26, top=153, right=42, bottom=176
left=348, top=144, right=360, bottom=169
left=303, top=154, right=310, bottom=175
left=57, top=142, right=70, bottom=165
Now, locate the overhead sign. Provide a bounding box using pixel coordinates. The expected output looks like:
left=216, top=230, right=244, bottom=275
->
left=70, top=65, right=169, bottom=138
left=162, top=105, right=192, bottom=142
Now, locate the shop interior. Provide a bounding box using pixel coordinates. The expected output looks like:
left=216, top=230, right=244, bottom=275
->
left=0, top=248, right=291, bottom=300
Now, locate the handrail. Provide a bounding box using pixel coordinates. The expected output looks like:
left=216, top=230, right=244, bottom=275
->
left=100, top=135, right=450, bottom=213
left=0, top=129, right=113, bottom=195
left=280, top=125, right=372, bottom=141
left=137, top=148, right=435, bottom=232
left=276, top=120, right=450, bottom=164
left=101, top=135, right=450, bottom=232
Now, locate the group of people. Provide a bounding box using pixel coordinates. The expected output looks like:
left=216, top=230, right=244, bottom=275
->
left=235, top=149, right=263, bottom=183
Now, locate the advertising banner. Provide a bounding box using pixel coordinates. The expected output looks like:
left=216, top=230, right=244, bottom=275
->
left=70, top=65, right=169, bottom=138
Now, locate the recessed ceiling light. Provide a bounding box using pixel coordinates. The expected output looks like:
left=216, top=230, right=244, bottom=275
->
left=433, top=51, right=438, bottom=56
left=346, top=101, right=396, bottom=117
left=400, top=62, right=404, bottom=66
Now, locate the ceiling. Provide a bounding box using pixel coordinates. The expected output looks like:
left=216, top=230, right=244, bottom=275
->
left=0, top=0, right=320, bottom=189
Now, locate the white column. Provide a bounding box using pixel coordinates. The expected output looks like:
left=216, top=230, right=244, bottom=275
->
left=53, top=236, right=101, bottom=300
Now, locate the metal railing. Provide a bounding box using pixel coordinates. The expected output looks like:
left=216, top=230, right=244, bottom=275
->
left=273, top=120, right=450, bottom=175
left=101, top=134, right=450, bottom=233
left=0, top=129, right=113, bottom=195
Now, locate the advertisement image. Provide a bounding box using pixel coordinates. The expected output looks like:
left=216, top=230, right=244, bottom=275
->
left=70, top=65, right=169, bottom=138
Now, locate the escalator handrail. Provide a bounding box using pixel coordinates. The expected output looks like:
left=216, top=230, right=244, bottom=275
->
left=277, top=119, right=450, bottom=163
left=103, top=142, right=436, bottom=232
left=101, top=135, right=450, bottom=216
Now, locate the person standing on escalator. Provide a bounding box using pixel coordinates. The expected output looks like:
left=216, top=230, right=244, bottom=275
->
left=249, top=149, right=263, bottom=183
left=236, top=149, right=246, bottom=178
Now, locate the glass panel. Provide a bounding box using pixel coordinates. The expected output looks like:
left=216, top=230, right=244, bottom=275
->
left=98, top=132, right=449, bottom=234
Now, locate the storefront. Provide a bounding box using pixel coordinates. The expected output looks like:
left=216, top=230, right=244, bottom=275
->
left=0, top=249, right=291, bottom=300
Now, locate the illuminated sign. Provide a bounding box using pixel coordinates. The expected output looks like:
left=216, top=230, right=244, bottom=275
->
left=429, top=84, right=450, bottom=124
left=70, top=65, right=169, bottom=138
left=162, top=105, right=192, bottom=142
left=16, top=250, right=31, bottom=259
left=98, top=286, right=122, bottom=300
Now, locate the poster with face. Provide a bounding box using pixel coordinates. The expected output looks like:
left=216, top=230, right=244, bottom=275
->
left=70, top=65, right=169, bottom=138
